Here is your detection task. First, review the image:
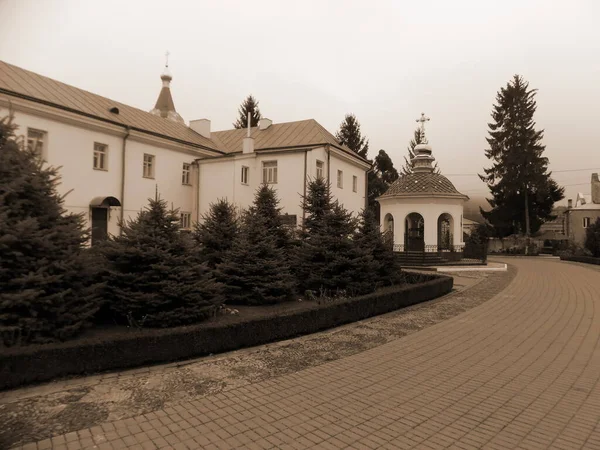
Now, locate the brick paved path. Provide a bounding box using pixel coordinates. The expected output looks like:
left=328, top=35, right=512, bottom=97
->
left=12, top=258, right=600, bottom=449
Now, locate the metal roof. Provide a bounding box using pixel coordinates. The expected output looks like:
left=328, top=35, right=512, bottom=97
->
left=379, top=172, right=468, bottom=199
left=0, top=60, right=221, bottom=152
left=211, top=119, right=366, bottom=162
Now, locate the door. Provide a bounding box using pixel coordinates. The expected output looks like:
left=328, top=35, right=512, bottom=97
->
left=91, top=207, right=108, bottom=246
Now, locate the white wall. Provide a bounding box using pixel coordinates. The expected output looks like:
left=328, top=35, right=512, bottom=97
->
left=2, top=105, right=202, bottom=237
left=379, top=196, right=465, bottom=249
left=198, top=146, right=369, bottom=224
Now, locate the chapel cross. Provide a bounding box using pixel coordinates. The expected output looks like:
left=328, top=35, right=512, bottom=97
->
left=165, top=51, right=170, bottom=68
left=416, top=112, right=430, bottom=138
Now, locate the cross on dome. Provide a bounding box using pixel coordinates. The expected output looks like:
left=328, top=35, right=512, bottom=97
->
left=416, top=112, right=430, bottom=140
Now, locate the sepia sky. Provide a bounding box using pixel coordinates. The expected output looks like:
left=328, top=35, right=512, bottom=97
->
left=1, top=0, right=599, bottom=204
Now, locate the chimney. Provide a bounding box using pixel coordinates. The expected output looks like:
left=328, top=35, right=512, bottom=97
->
left=189, top=119, right=211, bottom=139
left=592, top=173, right=600, bottom=204
left=243, top=111, right=254, bottom=154
left=259, top=118, right=273, bottom=130
left=568, top=199, right=573, bottom=209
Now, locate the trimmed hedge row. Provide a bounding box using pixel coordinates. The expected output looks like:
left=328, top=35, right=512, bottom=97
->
left=0, top=273, right=452, bottom=390
left=560, top=255, right=600, bottom=265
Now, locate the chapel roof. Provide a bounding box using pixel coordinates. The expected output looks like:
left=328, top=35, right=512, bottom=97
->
left=379, top=172, right=469, bottom=199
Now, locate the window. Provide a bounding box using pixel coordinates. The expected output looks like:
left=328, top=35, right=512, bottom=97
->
left=316, top=160, right=324, bottom=179
left=583, top=217, right=591, bottom=228
left=93, top=143, right=108, bottom=170
left=352, top=175, right=358, bottom=193
left=182, top=163, right=191, bottom=185
left=281, top=214, right=297, bottom=227
left=241, top=166, right=249, bottom=185
left=27, top=128, right=46, bottom=158
left=262, top=161, right=278, bottom=184
left=337, top=170, right=343, bottom=188
left=180, top=212, right=191, bottom=230
left=143, top=154, right=155, bottom=178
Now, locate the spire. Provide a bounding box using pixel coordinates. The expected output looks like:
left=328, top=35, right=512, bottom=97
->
left=150, top=51, right=184, bottom=124
left=412, top=113, right=436, bottom=173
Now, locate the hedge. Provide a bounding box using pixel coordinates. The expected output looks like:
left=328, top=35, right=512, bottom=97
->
left=0, top=272, right=452, bottom=390
left=560, top=255, right=600, bottom=266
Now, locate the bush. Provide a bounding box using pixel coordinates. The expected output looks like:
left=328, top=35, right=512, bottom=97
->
left=0, top=272, right=452, bottom=390
left=0, top=115, right=100, bottom=345
left=99, top=196, right=223, bottom=327
left=585, top=217, right=600, bottom=257
left=464, top=224, right=490, bottom=261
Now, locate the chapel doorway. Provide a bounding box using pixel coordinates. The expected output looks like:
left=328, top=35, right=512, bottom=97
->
left=405, top=213, right=425, bottom=251
left=437, top=213, right=454, bottom=250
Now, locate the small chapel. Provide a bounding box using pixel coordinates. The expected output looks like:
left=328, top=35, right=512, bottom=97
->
left=377, top=114, right=469, bottom=264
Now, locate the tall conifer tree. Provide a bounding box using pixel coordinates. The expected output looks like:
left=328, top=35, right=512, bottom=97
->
left=479, top=75, right=564, bottom=237
left=335, top=113, right=369, bottom=158
left=233, top=95, right=262, bottom=129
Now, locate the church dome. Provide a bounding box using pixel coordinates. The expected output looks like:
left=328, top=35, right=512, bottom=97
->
left=380, top=172, right=468, bottom=199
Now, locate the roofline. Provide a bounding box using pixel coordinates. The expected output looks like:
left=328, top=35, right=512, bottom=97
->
left=376, top=192, right=470, bottom=201
left=0, top=88, right=224, bottom=155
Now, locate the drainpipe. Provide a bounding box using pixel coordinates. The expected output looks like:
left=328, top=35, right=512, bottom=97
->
left=302, top=149, right=308, bottom=228
left=326, top=144, right=331, bottom=185
left=194, top=159, right=202, bottom=224
left=119, top=126, right=131, bottom=235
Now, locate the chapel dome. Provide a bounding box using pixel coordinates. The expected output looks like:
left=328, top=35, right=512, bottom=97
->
left=379, top=172, right=468, bottom=199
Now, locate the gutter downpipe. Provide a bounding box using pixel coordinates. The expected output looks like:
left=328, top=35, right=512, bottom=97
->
left=194, top=158, right=202, bottom=224
left=119, top=126, right=131, bottom=235
left=302, top=149, right=308, bottom=228
left=326, top=144, right=331, bottom=185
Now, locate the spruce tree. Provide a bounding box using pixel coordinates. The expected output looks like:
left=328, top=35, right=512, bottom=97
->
left=101, top=197, right=222, bottom=327
left=193, top=199, right=239, bottom=269
left=0, top=115, right=100, bottom=344
left=479, top=75, right=564, bottom=237
left=233, top=95, right=262, bottom=129
left=248, top=184, right=291, bottom=250
left=356, top=208, right=402, bottom=287
left=216, top=210, right=295, bottom=305
left=296, top=178, right=374, bottom=296
left=335, top=113, right=369, bottom=158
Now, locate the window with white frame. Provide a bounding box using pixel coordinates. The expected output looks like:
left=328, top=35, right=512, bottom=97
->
left=316, top=160, right=324, bottom=179
left=143, top=154, right=155, bottom=178
left=27, top=128, right=47, bottom=158
left=93, top=142, right=108, bottom=170
left=583, top=217, right=591, bottom=228
left=241, top=166, right=249, bottom=184
left=352, top=175, right=358, bottom=192
left=262, top=161, right=278, bottom=184
left=182, top=163, right=191, bottom=185
left=180, top=212, right=192, bottom=230
left=337, top=170, right=343, bottom=188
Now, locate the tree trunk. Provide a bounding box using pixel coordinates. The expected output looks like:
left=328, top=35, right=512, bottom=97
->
left=524, top=189, right=530, bottom=236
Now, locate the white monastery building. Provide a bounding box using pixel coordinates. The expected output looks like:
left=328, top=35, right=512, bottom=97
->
left=378, top=114, right=469, bottom=260
left=0, top=60, right=369, bottom=244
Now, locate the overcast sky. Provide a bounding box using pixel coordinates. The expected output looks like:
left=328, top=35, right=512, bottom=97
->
left=1, top=0, right=599, bottom=204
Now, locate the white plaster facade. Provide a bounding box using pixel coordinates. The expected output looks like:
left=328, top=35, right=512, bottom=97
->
left=0, top=60, right=369, bottom=243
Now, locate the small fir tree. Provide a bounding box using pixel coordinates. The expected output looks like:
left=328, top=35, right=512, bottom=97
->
left=585, top=218, right=600, bottom=257
left=233, top=95, right=262, bottom=129
left=248, top=184, right=292, bottom=250
left=479, top=75, right=564, bottom=237
left=101, top=197, right=222, bottom=327
left=296, top=178, right=374, bottom=296
left=335, top=113, right=369, bottom=158
left=216, top=210, right=295, bottom=305
left=356, top=208, right=402, bottom=287
left=193, top=199, right=239, bottom=269
left=0, top=115, right=100, bottom=345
